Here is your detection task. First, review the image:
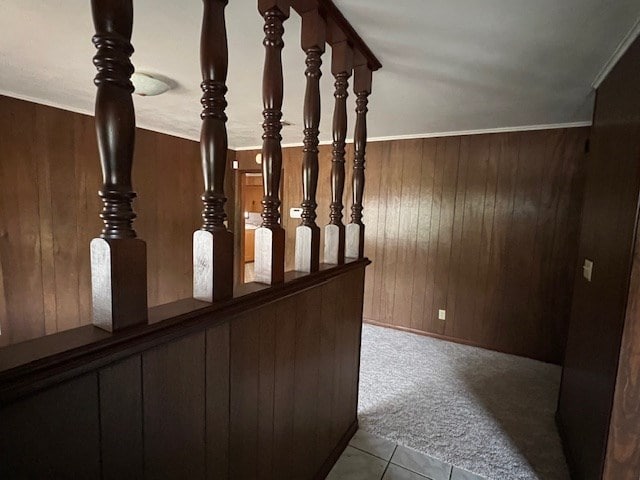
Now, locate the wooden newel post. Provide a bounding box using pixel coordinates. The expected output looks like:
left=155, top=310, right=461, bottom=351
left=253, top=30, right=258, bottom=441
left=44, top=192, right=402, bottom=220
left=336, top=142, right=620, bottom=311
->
left=295, top=9, right=325, bottom=273
left=255, top=0, right=289, bottom=285
left=90, top=0, right=148, bottom=331
left=346, top=62, right=371, bottom=259
left=193, top=0, right=234, bottom=302
left=324, top=41, right=353, bottom=265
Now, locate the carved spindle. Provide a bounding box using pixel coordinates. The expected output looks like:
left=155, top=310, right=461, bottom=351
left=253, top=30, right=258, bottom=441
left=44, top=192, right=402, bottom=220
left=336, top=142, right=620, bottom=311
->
left=193, top=0, right=234, bottom=302
left=90, top=0, right=147, bottom=331
left=255, top=0, right=289, bottom=285
left=324, top=41, right=353, bottom=265
left=346, top=63, right=372, bottom=259
left=295, top=9, right=325, bottom=273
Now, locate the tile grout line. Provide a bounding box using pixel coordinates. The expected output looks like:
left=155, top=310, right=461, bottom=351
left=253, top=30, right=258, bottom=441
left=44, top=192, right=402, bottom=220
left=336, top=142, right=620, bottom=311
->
left=379, top=445, right=398, bottom=479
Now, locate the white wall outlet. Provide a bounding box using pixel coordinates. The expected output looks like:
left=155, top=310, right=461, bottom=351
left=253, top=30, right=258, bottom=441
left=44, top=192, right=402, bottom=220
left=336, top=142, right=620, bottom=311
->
left=583, top=258, right=594, bottom=282
left=438, top=309, right=446, bottom=320
left=232, top=160, right=239, bottom=170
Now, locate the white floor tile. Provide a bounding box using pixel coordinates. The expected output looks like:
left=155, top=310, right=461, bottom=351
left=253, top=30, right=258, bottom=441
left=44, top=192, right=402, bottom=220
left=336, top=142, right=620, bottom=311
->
left=451, top=466, right=485, bottom=480
left=382, top=463, right=429, bottom=480
left=390, top=445, right=452, bottom=480
left=350, top=429, right=397, bottom=461
left=327, top=446, right=388, bottom=480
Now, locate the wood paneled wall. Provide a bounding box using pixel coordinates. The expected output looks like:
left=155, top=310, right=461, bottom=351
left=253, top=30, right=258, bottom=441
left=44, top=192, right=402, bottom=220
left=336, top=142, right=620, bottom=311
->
left=0, top=95, right=232, bottom=347
left=0, top=265, right=365, bottom=479
left=237, top=128, right=587, bottom=363
left=557, top=37, right=640, bottom=480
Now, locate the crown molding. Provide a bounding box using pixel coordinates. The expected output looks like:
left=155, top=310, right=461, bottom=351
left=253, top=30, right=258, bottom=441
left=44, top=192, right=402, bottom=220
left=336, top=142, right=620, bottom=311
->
left=592, top=15, right=640, bottom=89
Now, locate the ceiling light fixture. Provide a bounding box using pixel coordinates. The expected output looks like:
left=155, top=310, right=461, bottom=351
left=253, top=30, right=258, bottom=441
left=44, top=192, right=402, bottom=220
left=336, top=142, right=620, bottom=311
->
left=131, top=72, right=171, bottom=96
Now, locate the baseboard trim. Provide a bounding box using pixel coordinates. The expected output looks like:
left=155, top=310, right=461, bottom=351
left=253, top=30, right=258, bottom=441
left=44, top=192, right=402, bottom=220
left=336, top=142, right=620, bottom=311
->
left=363, top=319, right=559, bottom=365
left=314, top=419, right=358, bottom=480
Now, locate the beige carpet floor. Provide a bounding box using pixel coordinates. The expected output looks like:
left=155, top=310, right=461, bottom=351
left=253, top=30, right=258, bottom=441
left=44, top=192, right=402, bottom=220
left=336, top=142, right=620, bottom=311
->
left=357, top=324, right=570, bottom=480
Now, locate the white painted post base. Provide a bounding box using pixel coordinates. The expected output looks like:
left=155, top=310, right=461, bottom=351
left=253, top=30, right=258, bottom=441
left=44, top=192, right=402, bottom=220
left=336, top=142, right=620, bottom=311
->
left=254, top=226, right=285, bottom=284
left=193, top=229, right=234, bottom=302
left=91, top=237, right=148, bottom=332
left=324, top=223, right=345, bottom=265
left=295, top=224, right=320, bottom=273
left=345, top=223, right=364, bottom=259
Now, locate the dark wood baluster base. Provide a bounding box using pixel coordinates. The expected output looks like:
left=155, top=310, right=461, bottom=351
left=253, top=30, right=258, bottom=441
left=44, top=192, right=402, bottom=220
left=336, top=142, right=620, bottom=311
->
left=90, top=238, right=147, bottom=332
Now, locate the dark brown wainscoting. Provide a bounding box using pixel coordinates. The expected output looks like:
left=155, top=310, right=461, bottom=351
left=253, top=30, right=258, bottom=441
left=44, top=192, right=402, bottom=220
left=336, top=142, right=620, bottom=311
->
left=238, top=128, right=588, bottom=364
left=557, top=37, right=640, bottom=480
left=0, top=95, right=234, bottom=347
left=0, top=261, right=367, bottom=479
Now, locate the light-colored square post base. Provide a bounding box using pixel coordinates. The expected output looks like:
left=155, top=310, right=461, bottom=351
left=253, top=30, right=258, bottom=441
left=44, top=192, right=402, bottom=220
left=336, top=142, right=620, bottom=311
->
left=254, top=226, right=286, bottom=284
left=91, top=237, right=148, bottom=332
left=345, top=223, right=365, bottom=259
left=193, top=229, right=234, bottom=302
left=295, top=224, right=320, bottom=273
left=324, top=224, right=345, bottom=265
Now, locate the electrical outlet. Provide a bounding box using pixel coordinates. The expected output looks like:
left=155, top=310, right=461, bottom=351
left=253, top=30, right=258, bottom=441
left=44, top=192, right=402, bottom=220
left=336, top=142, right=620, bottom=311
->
left=583, top=259, right=593, bottom=282
left=438, top=309, right=446, bottom=320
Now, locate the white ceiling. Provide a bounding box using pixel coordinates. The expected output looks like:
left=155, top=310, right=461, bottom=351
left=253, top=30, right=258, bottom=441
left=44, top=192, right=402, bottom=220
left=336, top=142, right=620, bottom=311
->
left=1, top=0, right=639, bottom=149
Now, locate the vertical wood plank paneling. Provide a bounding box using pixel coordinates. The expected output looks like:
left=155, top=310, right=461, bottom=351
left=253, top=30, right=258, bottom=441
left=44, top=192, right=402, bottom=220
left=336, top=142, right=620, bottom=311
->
left=258, top=309, right=276, bottom=480
left=392, top=139, right=423, bottom=328
left=292, top=287, right=322, bottom=477
left=99, top=355, right=144, bottom=480
left=318, top=272, right=338, bottom=454
left=206, top=323, right=230, bottom=479
left=409, top=139, right=437, bottom=331
left=432, top=137, right=461, bottom=335
left=73, top=113, right=101, bottom=323
left=272, top=297, right=296, bottom=478
left=380, top=141, right=404, bottom=324
left=362, top=141, right=382, bottom=319
left=229, top=311, right=260, bottom=480
left=143, top=333, right=206, bottom=480
left=42, top=106, right=82, bottom=332
left=0, top=96, right=208, bottom=345
left=371, top=141, right=392, bottom=320
left=448, top=135, right=489, bottom=339
left=422, top=138, right=446, bottom=333
left=0, top=100, right=44, bottom=346
left=134, top=129, right=160, bottom=307
left=340, top=129, right=584, bottom=363
left=0, top=374, right=101, bottom=478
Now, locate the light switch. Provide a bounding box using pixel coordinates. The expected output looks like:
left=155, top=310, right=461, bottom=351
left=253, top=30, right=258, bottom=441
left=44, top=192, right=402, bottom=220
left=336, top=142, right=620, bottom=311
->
left=438, top=309, right=446, bottom=320
left=290, top=207, right=302, bottom=219
left=583, top=258, right=593, bottom=282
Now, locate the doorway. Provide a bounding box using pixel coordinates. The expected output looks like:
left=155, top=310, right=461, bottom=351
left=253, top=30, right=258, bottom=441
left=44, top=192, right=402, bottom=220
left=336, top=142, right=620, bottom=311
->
left=237, top=171, right=263, bottom=283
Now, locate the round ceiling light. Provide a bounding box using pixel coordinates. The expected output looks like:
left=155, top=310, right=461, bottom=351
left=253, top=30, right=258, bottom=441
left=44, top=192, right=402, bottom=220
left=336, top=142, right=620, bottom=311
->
left=131, top=72, right=171, bottom=96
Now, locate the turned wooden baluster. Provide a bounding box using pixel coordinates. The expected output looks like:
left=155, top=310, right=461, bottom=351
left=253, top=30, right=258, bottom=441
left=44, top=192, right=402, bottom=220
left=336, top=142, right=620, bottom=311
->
left=90, top=0, right=147, bottom=331
left=193, top=0, right=233, bottom=302
left=255, top=0, right=289, bottom=285
left=345, top=62, right=372, bottom=259
left=324, top=41, right=353, bottom=265
left=295, top=9, right=325, bottom=273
